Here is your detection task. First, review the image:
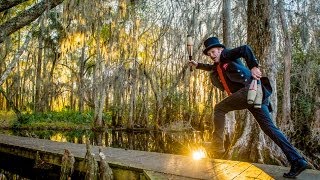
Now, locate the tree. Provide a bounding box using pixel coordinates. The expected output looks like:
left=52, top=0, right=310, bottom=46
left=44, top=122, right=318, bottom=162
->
left=221, top=0, right=236, bottom=151
left=278, top=0, right=293, bottom=132
left=226, top=0, right=287, bottom=165
left=222, top=0, right=232, bottom=47
left=0, top=26, right=33, bottom=86
left=34, top=17, right=44, bottom=112
left=93, top=22, right=106, bottom=131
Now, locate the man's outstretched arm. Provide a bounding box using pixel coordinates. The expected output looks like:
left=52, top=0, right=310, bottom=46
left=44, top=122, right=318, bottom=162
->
left=189, top=60, right=214, bottom=71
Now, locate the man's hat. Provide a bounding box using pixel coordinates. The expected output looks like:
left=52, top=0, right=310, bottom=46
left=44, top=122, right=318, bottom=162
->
left=203, top=37, right=225, bottom=55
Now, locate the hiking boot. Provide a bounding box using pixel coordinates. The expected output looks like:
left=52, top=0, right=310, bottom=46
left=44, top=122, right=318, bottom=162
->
left=283, top=158, right=308, bottom=178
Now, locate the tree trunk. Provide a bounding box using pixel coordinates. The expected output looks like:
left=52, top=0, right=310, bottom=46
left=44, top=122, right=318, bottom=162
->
left=48, top=51, right=58, bottom=111
left=41, top=41, right=49, bottom=111
left=15, top=53, right=21, bottom=109
left=227, top=0, right=287, bottom=165
left=0, top=27, right=33, bottom=86
left=278, top=0, right=293, bottom=132
left=142, top=66, right=163, bottom=129
left=128, top=63, right=137, bottom=129
left=35, top=18, right=44, bottom=112
left=140, top=74, right=148, bottom=127
left=128, top=2, right=138, bottom=129
left=0, top=87, right=22, bottom=120
left=0, top=0, right=28, bottom=12
left=222, top=0, right=236, bottom=147
left=222, top=0, right=232, bottom=47
left=93, top=23, right=106, bottom=132
left=78, top=43, right=86, bottom=112
left=314, top=74, right=320, bottom=136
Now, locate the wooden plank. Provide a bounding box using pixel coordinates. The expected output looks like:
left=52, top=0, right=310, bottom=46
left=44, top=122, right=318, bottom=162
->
left=213, top=161, right=252, bottom=179
left=203, top=160, right=241, bottom=179
left=233, top=164, right=273, bottom=180
left=143, top=170, right=197, bottom=180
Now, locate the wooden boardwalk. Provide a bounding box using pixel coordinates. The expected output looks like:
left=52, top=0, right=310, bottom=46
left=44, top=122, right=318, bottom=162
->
left=0, top=134, right=319, bottom=179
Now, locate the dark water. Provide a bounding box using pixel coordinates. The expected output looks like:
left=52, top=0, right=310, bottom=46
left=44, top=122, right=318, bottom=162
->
left=0, top=129, right=208, bottom=155
left=0, top=129, right=209, bottom=179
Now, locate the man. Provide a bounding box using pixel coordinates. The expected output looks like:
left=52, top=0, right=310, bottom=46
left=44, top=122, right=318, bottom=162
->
left=189, top=37, right=308, bottom=178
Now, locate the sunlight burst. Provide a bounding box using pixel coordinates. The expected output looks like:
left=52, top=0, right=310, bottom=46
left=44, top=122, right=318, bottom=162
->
left=192, top=149, right=206, bottom=160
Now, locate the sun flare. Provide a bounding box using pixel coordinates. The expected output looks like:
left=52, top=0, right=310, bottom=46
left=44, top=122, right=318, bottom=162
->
left=192, top=149, right=206, bottom=160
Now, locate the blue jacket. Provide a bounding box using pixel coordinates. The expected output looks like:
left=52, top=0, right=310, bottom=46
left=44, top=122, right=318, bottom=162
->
left=196, top=45, right=273, bottom=108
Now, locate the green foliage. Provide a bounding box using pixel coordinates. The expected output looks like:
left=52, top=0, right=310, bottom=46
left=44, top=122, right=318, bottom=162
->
left=290, top=49, right=319, bottom=124
left=163, top=92, right=185, bottom=121
left=12, top=110, right=109, bottom=129
left=0, top=111, right=16, bottom=128
left=296, top=96, right=314, bottom=120
left=14, top=110, right=112, bottom=129
left=101, top=24, right=111, bottom=41
left=288, top=38, right=320, bottom=165
left=23, top=111, right=92, bottom=124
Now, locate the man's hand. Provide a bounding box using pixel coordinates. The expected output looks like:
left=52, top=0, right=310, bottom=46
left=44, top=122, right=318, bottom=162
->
left=189, top=60, right=198, bottom=68
left=251, top=66, right=262, bottom=80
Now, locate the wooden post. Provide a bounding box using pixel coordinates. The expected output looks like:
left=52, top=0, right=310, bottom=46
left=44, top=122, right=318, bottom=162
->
left=98, top=148, right=113, bottom=180
left=84, top=140, right=98, bottom=180
left=60, top=149, right=75, bottom=180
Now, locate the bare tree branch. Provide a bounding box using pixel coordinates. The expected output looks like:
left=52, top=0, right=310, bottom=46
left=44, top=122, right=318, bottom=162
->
left=0, top=25, right=33, bottom=86
left=0, top=0, right=28, bottom=12
left=0, top=0, right=64, bottom=43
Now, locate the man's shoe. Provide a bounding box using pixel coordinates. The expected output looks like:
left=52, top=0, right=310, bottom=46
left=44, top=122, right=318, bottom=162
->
left=283, top=158, right=308, bottom=178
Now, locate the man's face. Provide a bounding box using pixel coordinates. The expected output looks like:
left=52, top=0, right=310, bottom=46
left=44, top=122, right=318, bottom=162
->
left=207, top=47, right=223, bottom=64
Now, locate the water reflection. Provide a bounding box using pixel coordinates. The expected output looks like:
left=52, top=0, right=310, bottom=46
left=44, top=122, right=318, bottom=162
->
left=0, top=170, right=29, bottom=180
left=1, top=129, right=210, bottom=156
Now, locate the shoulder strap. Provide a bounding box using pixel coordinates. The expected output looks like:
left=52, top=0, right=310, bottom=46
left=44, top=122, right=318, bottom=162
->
left=216, top=63, right=232, bottom=96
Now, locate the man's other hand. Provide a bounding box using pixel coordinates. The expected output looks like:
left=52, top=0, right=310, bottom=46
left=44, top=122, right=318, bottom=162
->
left=251, top=66, right=262, bottom=80
left=189, top=60, right=198, bottom=68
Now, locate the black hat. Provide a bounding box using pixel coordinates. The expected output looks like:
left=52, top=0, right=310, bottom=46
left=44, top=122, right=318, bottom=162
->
left=203, top=37, right=225, bottom=55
